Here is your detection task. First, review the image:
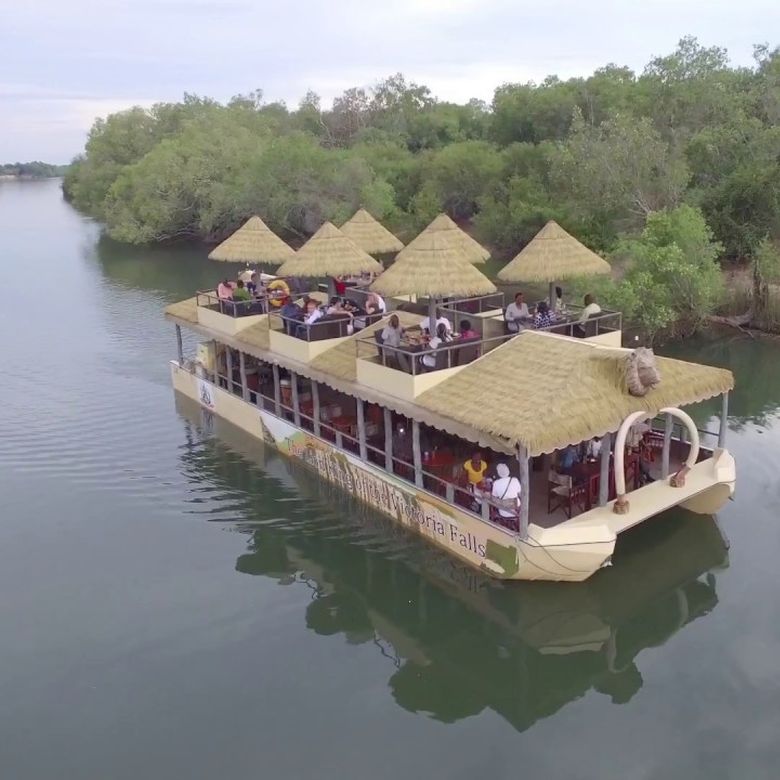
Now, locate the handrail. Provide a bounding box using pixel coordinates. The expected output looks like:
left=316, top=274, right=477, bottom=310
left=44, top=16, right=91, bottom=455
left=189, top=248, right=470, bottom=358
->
left=356, top=330, right=513, bottom=374
left=268, top=309, right=359, bottom=341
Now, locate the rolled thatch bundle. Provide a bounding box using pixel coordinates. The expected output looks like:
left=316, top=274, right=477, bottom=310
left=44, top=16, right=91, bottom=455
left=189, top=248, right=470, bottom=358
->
left=276, top=222, right=383, bottom=278
left=370, top=229, right=497, bottom=298
left=208, top=216, right=295, bottom=265
left=498, top=220, right=611, bottom=282
left=406, top=213, right=490, bottom=264
left=625, top=348, right=661, bottom=397
left=340, top=209, right=404, bottom=255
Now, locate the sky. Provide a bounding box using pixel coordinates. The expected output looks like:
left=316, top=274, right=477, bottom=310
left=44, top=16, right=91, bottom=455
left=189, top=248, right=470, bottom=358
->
left=1, top=0, right=778, bottom=163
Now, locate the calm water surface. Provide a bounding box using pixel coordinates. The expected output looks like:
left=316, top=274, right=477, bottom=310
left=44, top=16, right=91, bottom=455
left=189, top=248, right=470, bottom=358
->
left=1, top=179, right=778, bottom=779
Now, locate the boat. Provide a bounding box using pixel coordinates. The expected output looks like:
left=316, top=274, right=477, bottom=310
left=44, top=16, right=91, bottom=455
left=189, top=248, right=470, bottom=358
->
left=164, top=217, right=736, bottom=582
left=174, top=392, right=729, bottom=726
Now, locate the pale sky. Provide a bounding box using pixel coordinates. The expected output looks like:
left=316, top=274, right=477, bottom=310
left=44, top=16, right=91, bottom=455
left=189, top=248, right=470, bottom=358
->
left=1, top=0, right=777, bottom=162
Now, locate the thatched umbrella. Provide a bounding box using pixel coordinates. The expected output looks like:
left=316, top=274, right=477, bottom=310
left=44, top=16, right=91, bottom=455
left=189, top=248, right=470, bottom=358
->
left=340, top=208, right=404, bottom=255
left=276, top=221, right=383, bottom=279
left=370, top=227, right=496, bottom=327
left=406, top=213, right=490, bottom=264
left=208, top=216, right=295, bottom=265
left=498, top=220, right=611, bottom=306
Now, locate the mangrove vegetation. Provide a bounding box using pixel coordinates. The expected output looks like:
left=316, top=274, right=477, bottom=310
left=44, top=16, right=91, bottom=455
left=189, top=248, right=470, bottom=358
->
left=64, top=37, right=780, bottom=337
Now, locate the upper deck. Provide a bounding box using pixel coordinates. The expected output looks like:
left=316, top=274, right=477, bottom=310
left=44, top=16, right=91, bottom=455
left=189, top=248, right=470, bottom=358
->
left=175, top=288, right=623, bottom=403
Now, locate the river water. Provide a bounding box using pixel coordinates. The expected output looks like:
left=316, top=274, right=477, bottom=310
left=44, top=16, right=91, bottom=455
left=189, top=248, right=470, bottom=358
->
left=1, top=179, right=778, bottom=779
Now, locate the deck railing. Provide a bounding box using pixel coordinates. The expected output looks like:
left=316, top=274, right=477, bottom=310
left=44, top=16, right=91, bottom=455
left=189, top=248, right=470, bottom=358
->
left=356, top=330, right=512, bottom=375
left=438, top=292, right=506, bottom=316
left=196, top=290, right=269, bottom=317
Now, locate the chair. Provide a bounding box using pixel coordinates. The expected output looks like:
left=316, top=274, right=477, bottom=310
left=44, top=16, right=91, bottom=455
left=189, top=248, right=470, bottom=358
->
left=453, top=336, right=481, bottom=366
left=547, top=470, right=572, bottom=515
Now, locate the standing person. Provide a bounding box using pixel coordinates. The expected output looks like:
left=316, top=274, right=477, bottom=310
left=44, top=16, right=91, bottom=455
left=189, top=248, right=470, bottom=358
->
left=420, top=308, right=453, bottom=336
left=381, top=313, right=408, bottom=370
left=463, top=452, right=488, bottom=487
left=505, top=292, right=530, bottom=333
left=491, top=463, right=522, bottom=523
left=554, top=286, right=565, bottom=314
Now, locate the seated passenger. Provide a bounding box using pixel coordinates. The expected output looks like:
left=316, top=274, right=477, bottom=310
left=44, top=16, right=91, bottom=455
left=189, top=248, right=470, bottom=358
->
left=246, top=272, right=259, bottom=295
left=217, top=279, right=233, bottom=300
left=491, top=463, right=522, bottom=519
left=505, top=292, right=530, bottom=332
left=533, top=300, right=556, bottom=328
left=421, top=323, right=451, bottom=370
left=365, top=292, right=387, bottom=316
left=279, top=297, right=303, bottom=335
left=463, top=452, right=488, bottom=486
left=459, top=319, right=479, bottom=339
left=420, top=308, right=453, bottom=336
left=232, top=279, right=251, bottom=302
left=576, top=293, right=602, bottom=336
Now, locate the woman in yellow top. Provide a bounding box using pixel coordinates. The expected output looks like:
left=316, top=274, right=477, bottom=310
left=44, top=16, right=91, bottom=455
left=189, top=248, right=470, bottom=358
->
left=463, top=452, right=488, bottom=486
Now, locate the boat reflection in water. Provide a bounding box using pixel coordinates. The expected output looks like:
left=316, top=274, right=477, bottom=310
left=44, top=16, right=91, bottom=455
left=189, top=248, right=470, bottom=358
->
left=175, top=393, right=729, bottom=730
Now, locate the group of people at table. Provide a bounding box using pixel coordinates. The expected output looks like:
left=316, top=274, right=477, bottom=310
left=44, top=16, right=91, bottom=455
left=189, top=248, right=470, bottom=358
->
left=504, top=288, right=602, bottom=334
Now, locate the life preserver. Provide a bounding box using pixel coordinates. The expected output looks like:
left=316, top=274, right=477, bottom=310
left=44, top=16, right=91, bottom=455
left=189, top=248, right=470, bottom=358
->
left=267, top=279, right=290, bottom=306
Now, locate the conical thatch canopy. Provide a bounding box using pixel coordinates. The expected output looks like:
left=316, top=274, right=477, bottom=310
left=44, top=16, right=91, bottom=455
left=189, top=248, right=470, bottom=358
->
left=498, top=221, right=611, bottom=282
left=406, top=213, right=490, bottom=264
left=340, top=209, right=404, bottom=255
left=208, top=216, right=294, bottom=265
left=276, top=222, right=383, bottom=278
left=370, top=228, right=497, bottom=298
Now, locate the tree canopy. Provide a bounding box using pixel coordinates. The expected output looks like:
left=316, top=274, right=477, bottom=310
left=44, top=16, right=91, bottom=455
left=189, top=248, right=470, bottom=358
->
left=63, top=38, right=778, bottom=265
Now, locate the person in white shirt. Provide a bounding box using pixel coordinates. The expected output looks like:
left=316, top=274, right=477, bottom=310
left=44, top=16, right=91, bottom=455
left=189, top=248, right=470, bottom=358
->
left=420, top=309, right=453, bottom=336
left=366, top=292, right=386, bottom=315
left=421, top=323, right=451, bottom=369
left=585, top=437, right=602, bottom=460
left=297, top=299, right=323, bottom=338
left=578, top=294, right=602, bottom=324
left=491, top=463, right=522, bottom=519
left=505, top=292, right=530, bottom=332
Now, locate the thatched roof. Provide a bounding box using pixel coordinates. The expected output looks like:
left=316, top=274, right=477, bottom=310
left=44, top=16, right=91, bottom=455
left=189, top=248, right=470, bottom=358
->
left=370, top=228, right=497, bottom=298
left=309, top=311, right=420, bottom=381
left=164, top=296, right=198, bottom=323
left=208, top=216, right=295, bottom=265
left=498, top=221, right=611, bottom=283
left=276, top=222, right=383, bottom=277
left=340, top=209, right=404, bottom=255
left=407, top=213, right=490, bottom=264
left=417, top=332, right=734, bottom=456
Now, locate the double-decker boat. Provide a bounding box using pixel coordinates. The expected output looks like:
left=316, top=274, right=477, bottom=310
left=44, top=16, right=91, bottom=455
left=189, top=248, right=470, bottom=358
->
left=165, top=281, right=735, bottom=582
left=165, top=215, right=735, bottom=582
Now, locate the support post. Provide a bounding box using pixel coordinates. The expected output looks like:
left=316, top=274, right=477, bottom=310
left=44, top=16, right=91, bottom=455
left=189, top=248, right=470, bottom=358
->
left=718, top=391, right=729, bottom=448
left=598, top=433, right=611, bottom=506
left=427, top=298, right=437, bottom=335
left=290, top=371, right=300, bottom=427
left=384, top=408, right=393, bottom=472
left=272, top=363, right=281, bottom=416
left=548, top=281, right=555, bottom=308
left=312, top=381, right=321, bottom=436
left=518, top=447, right=529, bottom=537
left=662, top=413, right=672, bottom=479
left=412, top=420, right=423, bottom=488
left=357, top=399, right=367, bottom=461
left=225, top=348, right=234, bottom=394
left=238, top=351, right=248, bottom=401
left=175, top=324, right=184, bottom=364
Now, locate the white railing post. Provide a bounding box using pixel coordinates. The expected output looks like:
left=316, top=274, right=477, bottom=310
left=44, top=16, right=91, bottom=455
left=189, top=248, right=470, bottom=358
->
left=290, top=371, right=300, bottom=427
left=518, top=446, right=529, bottom=537
left=598, top=433, right=611, bottom=506
left=175, top=324, right=183, bottom=364
left=238, top=351, right=248, bottom=401
left=312, top=381, right=321, bottom=436
left=662, top=413, right=672, bottom=479
left=719, top=392, right=729, bottom=448
left=384, top=408, right=393, bottom=471
left=412, top=420, right=423, bottom=488
left=272, top=363, right=281, bottom=416
left=357, top=399, right=367, bottom=461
